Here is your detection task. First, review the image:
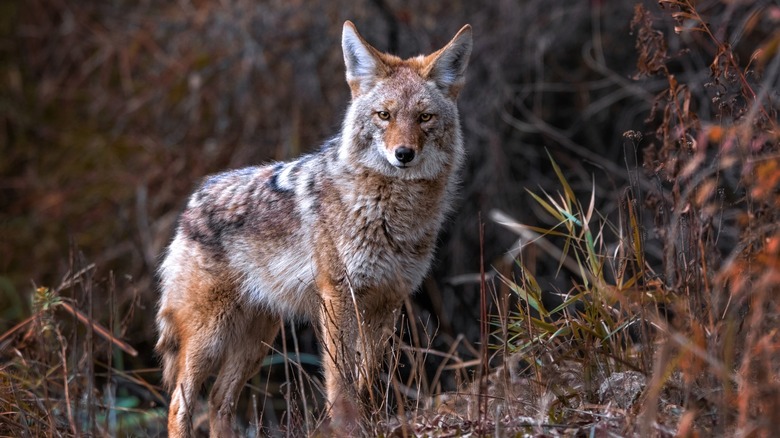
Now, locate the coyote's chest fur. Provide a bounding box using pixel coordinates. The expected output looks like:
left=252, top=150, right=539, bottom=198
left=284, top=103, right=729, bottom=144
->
left=324, top=168, right=447, bottom=293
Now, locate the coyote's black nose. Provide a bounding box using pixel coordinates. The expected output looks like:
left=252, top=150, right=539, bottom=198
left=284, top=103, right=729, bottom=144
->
left=395, top=147, right=415, bottom=164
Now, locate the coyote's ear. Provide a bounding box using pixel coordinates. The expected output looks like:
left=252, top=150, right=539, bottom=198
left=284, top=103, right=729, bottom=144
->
left=426, top=24, right=472, bottom=98
left=342, top=21, right=384, bottom=97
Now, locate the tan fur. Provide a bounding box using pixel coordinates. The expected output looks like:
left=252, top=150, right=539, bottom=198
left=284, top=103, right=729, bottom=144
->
left=156, top=20, right=472, bottom=437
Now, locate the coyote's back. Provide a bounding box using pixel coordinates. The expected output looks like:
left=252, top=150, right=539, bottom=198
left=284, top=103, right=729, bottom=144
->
left=156, top=20, right=472, bottom=437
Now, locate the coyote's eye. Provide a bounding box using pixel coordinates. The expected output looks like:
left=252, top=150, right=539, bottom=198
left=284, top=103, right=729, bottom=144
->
left=419, top=113, right=433, bottom=122
left=377, top=111, right=390, bottom=120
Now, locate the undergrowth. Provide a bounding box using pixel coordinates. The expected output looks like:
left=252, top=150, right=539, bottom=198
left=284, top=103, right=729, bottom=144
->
left=484, top=1, right=780, bottom=436
left=0, top=263, right=166, bottom=436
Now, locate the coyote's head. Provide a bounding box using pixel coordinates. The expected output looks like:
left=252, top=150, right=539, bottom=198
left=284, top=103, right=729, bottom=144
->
left=339, top=21, right=472, bottom=180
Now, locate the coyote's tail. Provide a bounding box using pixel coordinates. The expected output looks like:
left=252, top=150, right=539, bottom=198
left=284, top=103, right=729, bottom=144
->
left=155, top=310, right=180, bottom=392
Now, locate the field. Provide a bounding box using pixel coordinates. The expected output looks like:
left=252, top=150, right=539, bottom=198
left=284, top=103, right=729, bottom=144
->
left=1, top=0, right=779, bottom=436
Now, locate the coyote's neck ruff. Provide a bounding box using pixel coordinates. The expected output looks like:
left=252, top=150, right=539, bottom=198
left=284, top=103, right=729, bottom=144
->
left=157, top=21, right=472, bottom=437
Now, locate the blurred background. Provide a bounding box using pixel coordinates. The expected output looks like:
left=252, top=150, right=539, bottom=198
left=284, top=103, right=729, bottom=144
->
left=2, top=0, right=779, bottom=434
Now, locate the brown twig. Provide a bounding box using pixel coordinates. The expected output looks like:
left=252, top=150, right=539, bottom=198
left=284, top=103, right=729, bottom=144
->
left=58, top=301, right=138, bottom=357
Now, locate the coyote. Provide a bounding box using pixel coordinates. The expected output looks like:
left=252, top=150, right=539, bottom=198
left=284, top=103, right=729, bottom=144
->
left=156, top=20, right=472, bottom=437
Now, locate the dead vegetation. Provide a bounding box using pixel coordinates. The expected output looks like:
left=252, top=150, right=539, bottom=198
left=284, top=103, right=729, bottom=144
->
left=1, top=0, right=779, bottom=436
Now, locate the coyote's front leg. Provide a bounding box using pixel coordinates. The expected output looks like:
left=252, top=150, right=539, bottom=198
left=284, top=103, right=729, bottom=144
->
left=317, top=273, right=399, bottom=435
left=317, top=274, right=361, bottom=434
